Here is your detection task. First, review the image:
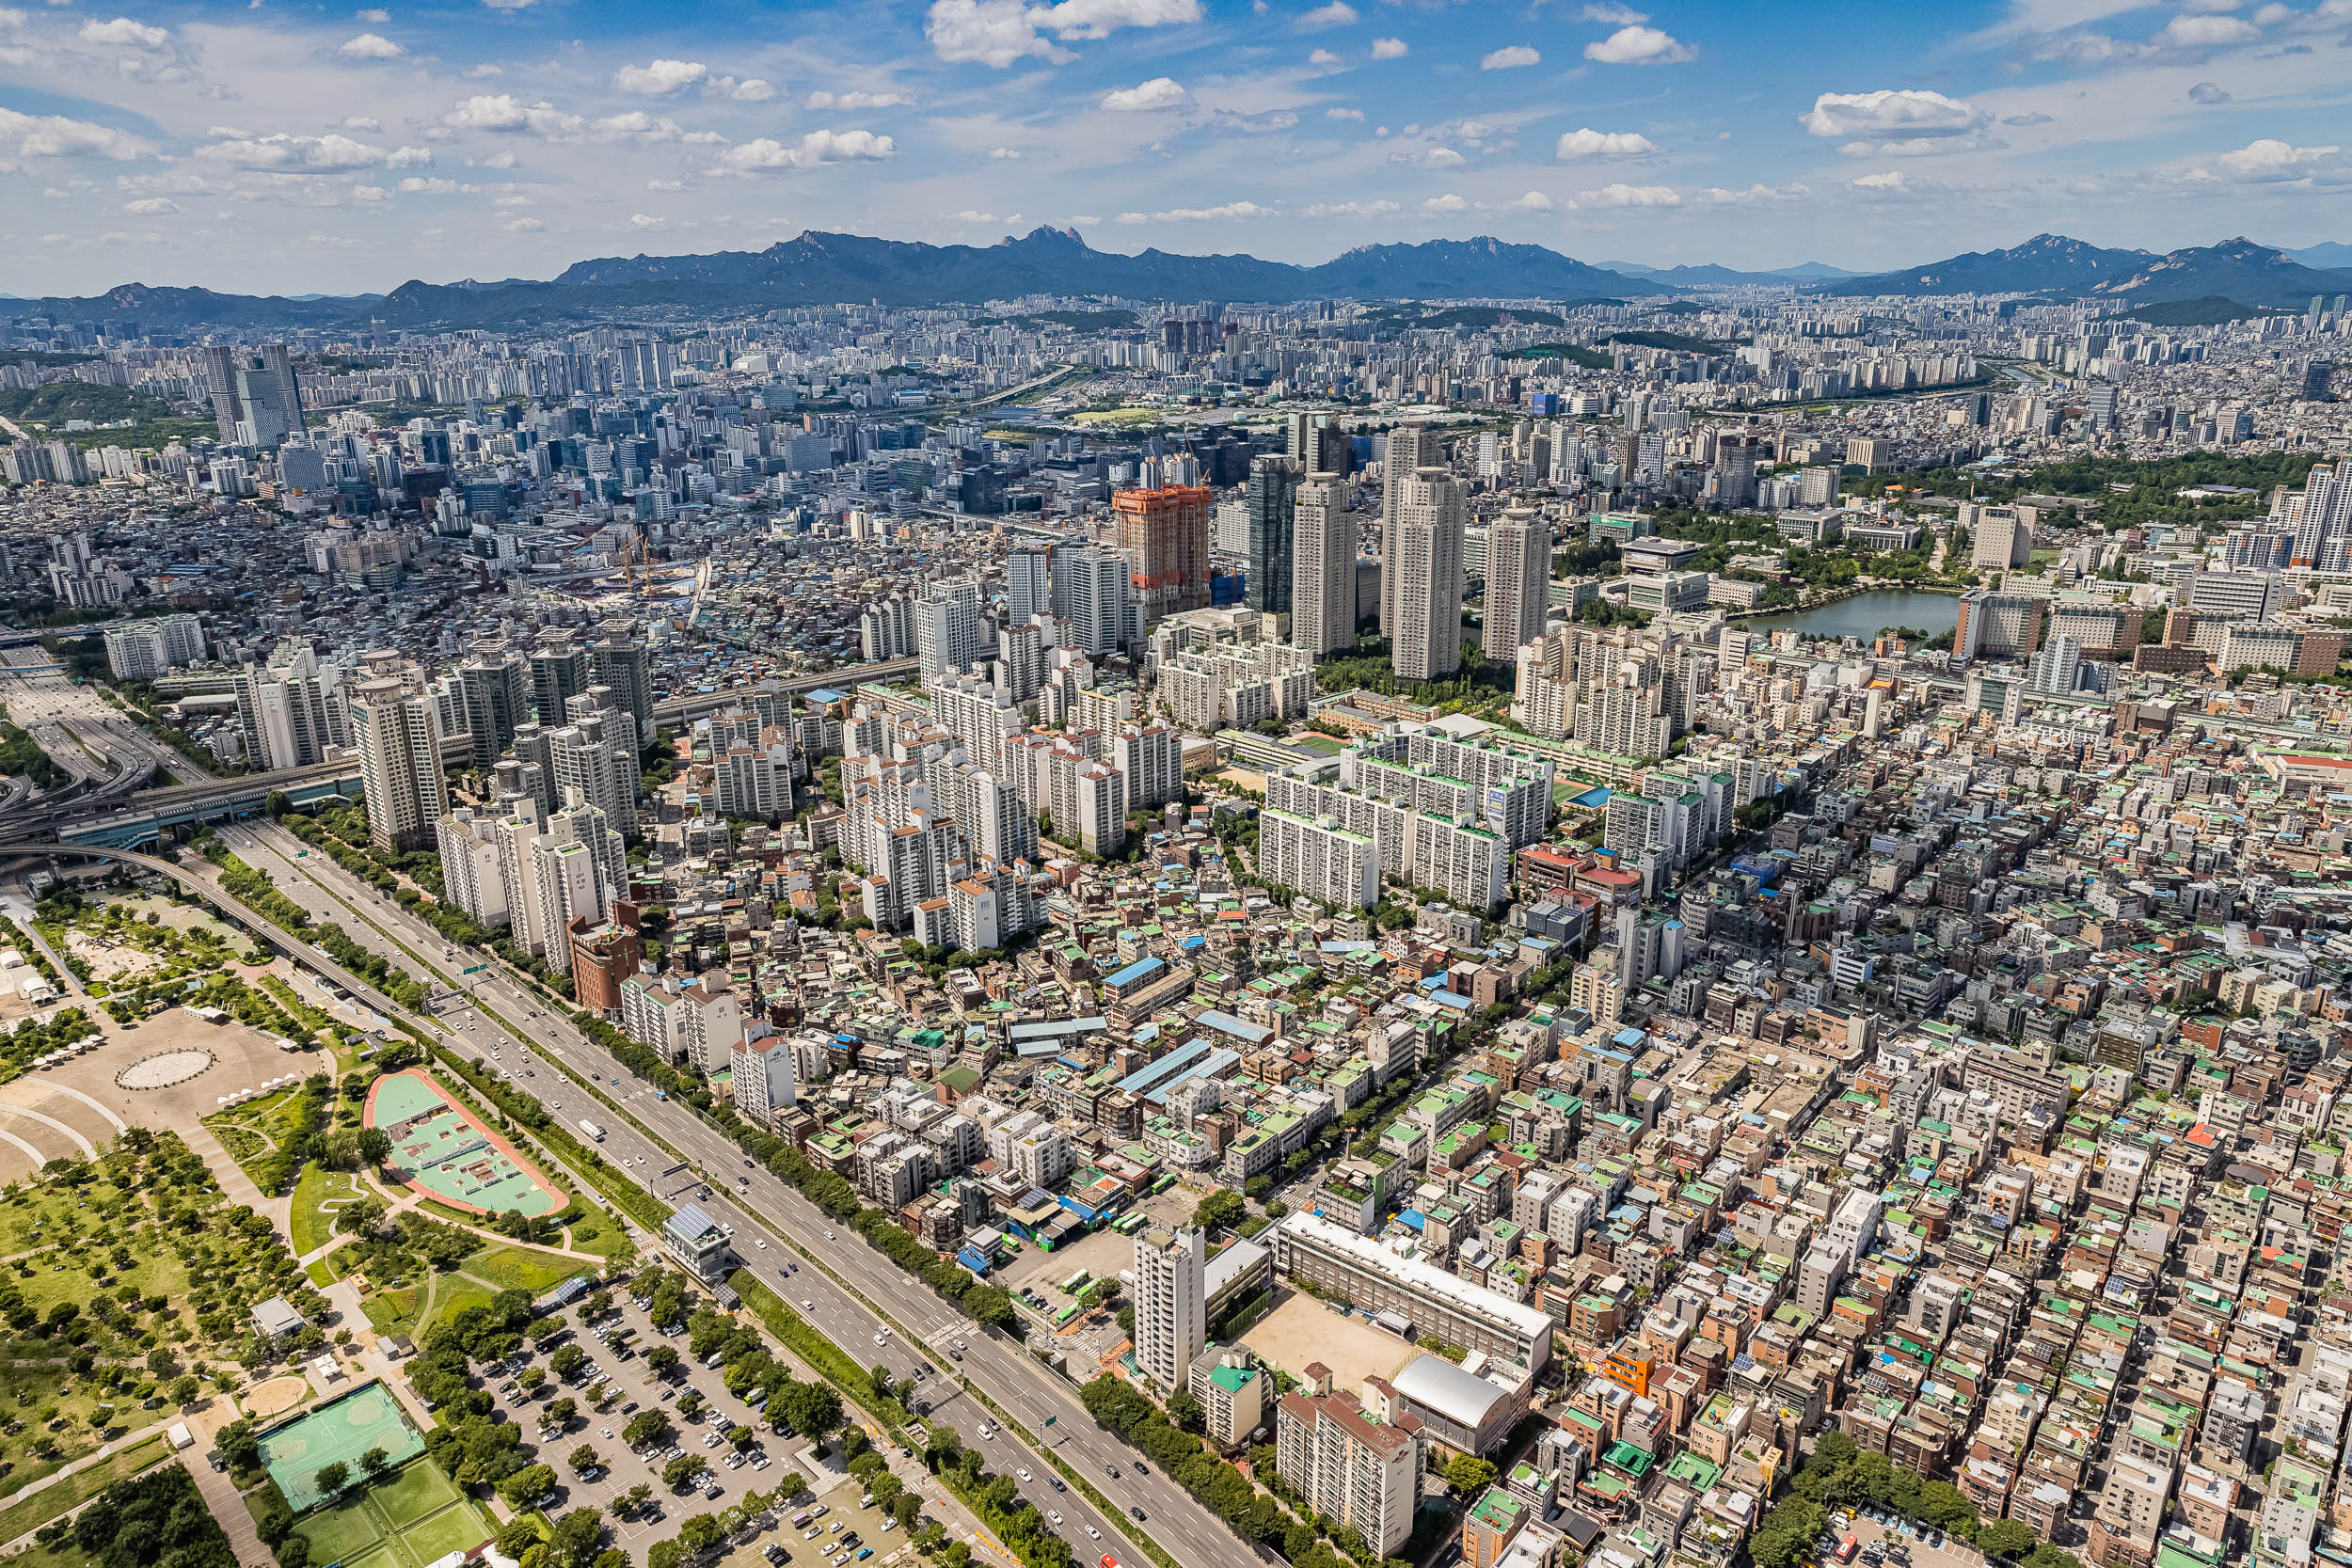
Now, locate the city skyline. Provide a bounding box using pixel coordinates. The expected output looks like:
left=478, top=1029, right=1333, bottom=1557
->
left=2, top=0, right=2351, bottom=296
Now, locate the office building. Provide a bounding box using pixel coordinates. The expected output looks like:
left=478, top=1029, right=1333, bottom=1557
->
left=1245, top=456, right=1299, bottom=615
left=1133, top=1225, right=1207, bottom=1390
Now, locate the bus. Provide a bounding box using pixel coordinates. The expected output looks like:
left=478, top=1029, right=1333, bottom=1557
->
left=1061, top=1270, right=1090, bottom=1295
left=1836, top=1539, right=1860, bottom=1563
left=1113, top=1212, right=1150, bottom=1236
left=1054, top=1304, right=1080, bottom=1325
left=1150, top=1173, right=1178, bottom=1195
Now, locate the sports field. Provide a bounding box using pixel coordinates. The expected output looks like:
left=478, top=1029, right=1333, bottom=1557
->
left=366, top=1068, right=560, bottom=1217
left=291, top=1458, right=492, bottom=1568
left=262, top=1383, right=425, bottom=1513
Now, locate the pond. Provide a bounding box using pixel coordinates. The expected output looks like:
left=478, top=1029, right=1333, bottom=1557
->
left=1741, top=589, right=1962, bottom=643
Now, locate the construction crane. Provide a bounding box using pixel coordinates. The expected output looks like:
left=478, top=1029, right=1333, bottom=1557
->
left=620, top=532, right=645, bottom=594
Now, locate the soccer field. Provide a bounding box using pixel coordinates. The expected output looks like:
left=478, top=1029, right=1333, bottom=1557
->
left=261, top=1383, right=424, bottom=1513
left=289, top=1459, right=492, bottom=1568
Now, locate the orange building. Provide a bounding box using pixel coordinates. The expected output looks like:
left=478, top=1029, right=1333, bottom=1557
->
left=1113, top=483, right=1213, bottom=622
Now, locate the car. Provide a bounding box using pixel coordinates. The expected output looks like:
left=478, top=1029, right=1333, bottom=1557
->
left=580, top=1466, right=606, bottom=1483
left=1103, top=1465, right=1119, bottom=1480
left=753, top=1455, right=771, bottom=1470
left=829, top=1522, right=845, bottom=1534
left=756, top=1238, right=767, bottom=1249
left=874, top=1334, right=887, bottom=1345
left=856, top=1550, right=872, bottom=1560
left=602, top=1427, right=614, bottom=1438
left=1049, top=1479, right=1065, bottom=1493
left=1132, top=1464, right=1148, bottom=1477
left=977, top=1424, right=994, bottom=1440
left=1018, top=1469, right=1032, bottom=1482
left=1129, top=1508, right=1146, bottom=1522
left=763, top=1546, right=787, bottom=1563
left=1085, top=1527, right=1101, bottom=1541
left=824, top=1230, right=834, bottom=1240
left=1046, top=1513, right=1063, bottom=1527
left=803, top=1300, right=814, bottom=1308
left=803, top=1529, right=822, bottom=1541
left=726, top=1454, right=746, bottom=1470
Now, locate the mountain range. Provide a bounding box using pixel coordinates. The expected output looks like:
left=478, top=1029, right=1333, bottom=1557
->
left=0, top=227, right=2345, bottom=332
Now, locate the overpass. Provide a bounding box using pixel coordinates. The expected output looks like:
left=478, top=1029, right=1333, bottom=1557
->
left=647, top=656, right=919, bottom=726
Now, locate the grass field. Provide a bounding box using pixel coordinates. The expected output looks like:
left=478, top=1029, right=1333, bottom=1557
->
left=0, top=1433, right=169, bottom=1545
left=290, top=1458, right=488, bottom=1568
left=461, top=1244, right=594, bottom=1296
left=292, top=1165, right=368, bottom=1256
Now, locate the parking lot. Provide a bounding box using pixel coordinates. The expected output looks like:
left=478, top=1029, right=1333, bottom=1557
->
left=468, top=1281, right=797, bottom=1544
left=1838, top=1510, right=1986, bottom=1568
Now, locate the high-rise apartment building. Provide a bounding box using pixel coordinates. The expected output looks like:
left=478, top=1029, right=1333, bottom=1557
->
left=915, top=578, right=984, bottom=684
left=1132, top=1225, right=1206, bottom=1389
left=1482, top=506, right=1549, bottom=659
left=351, top=678, right=448, bottom=851
left=1273, top=1388, right=1423, bottom=1556
left=455, top=653, right=529, bottom=768
left=1291, top=472, right=1356, bottom=657
left=1380, top=424, right=1440, bottom=636
left=1065, top=547, right=1128, bottom=657
left=1114, top=483, right=1213, bottom=624
left=1389, top=467, right=1466, bottom=682
left=1005, top=546, right=1054, bottom=625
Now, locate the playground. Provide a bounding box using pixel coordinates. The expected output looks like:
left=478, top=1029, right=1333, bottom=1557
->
left=288, top=1456, right=492, bottom=1568
left=365, top=1068, right=561, bottom=1217
left=260, top=1381, right=424, bottom=1513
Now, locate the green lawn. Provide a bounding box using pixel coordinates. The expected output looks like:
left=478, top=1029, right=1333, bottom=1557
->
left=299, top=1495, right=384, bottom=1563
left=291, top=1164, right=366, bottom=1256
left=290, top=1459, right=491, bottom=1568
left=0, top=1433, right=170, bottom=1544
left=400, top=1502, right=492, bottom=1563
left=373, top=1459, right=458, bottom=1528
left=461, top=1245, right=594, bottom=1296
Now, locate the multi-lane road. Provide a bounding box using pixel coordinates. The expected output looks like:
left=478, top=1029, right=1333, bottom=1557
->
left=202, top=822, right=1262, bottom=1568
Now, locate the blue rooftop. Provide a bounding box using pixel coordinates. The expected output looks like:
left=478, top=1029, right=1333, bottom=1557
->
left=1105, top=956, right=1165, bottom=989
left=1196, top=1009, right=1272, bottom=1047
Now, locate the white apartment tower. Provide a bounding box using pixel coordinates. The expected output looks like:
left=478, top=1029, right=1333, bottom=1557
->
left=350, top=677, right=448, bottom=851
left=1292, top=471, right=1358, bottom=657
left=1483, top=506, right=1549, bottom=659
left=1389, top=467, right=1467, bottom=682
left=1133, top=1225, right=1207, bottom=1390
left=1380, top=424, right=1440, bottom=638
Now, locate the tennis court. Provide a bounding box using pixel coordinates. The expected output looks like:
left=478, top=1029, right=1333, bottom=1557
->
left=366, top=1068, right=561, bottom=1217
left=291, top=1457, right=491, bottom=1568
left=262, top=1382, right=424, bottom=1513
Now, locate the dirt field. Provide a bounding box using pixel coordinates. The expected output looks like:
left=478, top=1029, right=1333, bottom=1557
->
left=999, top=1186, right=1203, bottom=1300
left=1240, top=1291, right=1414, bottom=1399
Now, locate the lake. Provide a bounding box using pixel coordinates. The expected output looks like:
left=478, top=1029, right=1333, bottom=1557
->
left=1741, top=589, right=1962, bottom=643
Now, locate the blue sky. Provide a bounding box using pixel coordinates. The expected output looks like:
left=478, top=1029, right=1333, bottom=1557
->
left=1, top=0, right=2349, bottom=295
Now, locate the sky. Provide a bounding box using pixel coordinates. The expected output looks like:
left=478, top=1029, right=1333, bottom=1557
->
left=1, top=0, right=2349, bottom=297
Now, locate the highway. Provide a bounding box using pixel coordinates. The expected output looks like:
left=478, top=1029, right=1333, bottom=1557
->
left=193, top=821, right=1262, bottom=1568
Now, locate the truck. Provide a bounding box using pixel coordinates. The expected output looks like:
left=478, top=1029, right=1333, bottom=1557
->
left=580, top=1119, right=606, bottom=1142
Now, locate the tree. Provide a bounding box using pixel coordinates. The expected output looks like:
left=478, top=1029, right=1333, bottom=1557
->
left=1440, top=1455, right=1496, bottom=1495
left=313, top=1462, right=349, bottom=1497
left=678, top=1516, right=725, bottom=1556
left=359, top=1448, right=390, bottom=1481
left=731, top=1425, right=758, bottom=1451
left=548, top=1508, right=605, bottom=1568
left=775, top=1381, right=840, bottom=1436
left=276, top=1537, right=310, bottom=1568
left=1978, top=1521, right=2037, bottom=1560
left=623, top=1411, right=667, bottom=1449
left=499, top=1464, right=558, bottom=1509
left=358, top=1128, right=391, bottom=1166
left=624, top=1483, right=655, bottom=1517
left=1165, top=1389, right=1205, bottom=1434
left=675, top=1389, right=704, bottom=1419
left=775, top=1472, right=807, bottom=1501
left=663, top=1453, right=709, bottom=1490
left=551, top=1345, right=588, bottom=1379
left=647, top=1345, right=681, bottom=1376
left=1192, top=1188, right=1248, bottom=1231
left=547, top=1397, right=578, bottom=1428
left=570, top=1445, right=600, bottom=1472
left=648, top=1543, right=686, bottom=1568
left=170, top=1374, right=200, bottom=1407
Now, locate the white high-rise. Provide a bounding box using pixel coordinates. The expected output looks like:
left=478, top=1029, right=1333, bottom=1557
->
left=1066, top=547, right=1128, bottom=657
left=1380, top=425, right=1439, bottom=636
left=1483, top=506, right=1549, bottom=659
left=351, top=678, right=447, bottom=851
left=1389, top=467, right=1466, bottom=682
left=1132, top=1225, right=1206, bottom=1390
left=1291, top=471, right=1357, bottom=657
left=915, top=578, right=984, bottom=684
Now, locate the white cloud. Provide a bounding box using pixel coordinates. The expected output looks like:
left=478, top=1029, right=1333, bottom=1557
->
left=1695, top=182, right=1809, bottom=203
left=77, top=16, right=167, bottom=45
left=1555, top=126, right=1657, bottom=158
left=355, top=8, right=389, bottom=20
left=1421, top=192, right=1467, bottom=212
left=732, top=78, right=773, bottom=101
left=196, top=131, right=389, bottom=170
left=1569, top=182, right=1680, bottom=207
left=386, top=144, right=432, bottom=166
left=1370, top=35, right=1406, bottom=56
left=629, top=212, right=666, bottom=229
left=1800, top=88, right=1992, bottom=155
left=807, top=89, right=913, bottom=109
left=2187, top=81, right=2231, bottom=103
left=1100, top=75, right=1187, bottom=110
left=2155, top=12, right=2258, bottom=45
left=612, top=58, right=707, bottom=95
left=0, top=110, right=154, bottom=173
left=342, top=116, right=384, bottom=131
left=442, top=95, right=583, bottom=136
left=923, top=0, right=1200, bottom=66
left=592, top=111, right=693, bottom=141
left=2207, top=136, right=2351, bottom=183
left=1502, top=189, right=1554, bottom=210
left=1584, top=24, right=1692, bottom=63
left=1423, top=146, right=1464, bottom=166
left=1302, top=198, right=1399, bottom=215
left=986, top=145, right=1024, bottom=158
left=1111, top=199, right=1275, bottom=221
left=121, top=196, right=174, bottom=213
left=481, top=0, right=534, bottom=10
left=1481, top=44, right=1540, bottom=69
left=1327, top=105, right=1362, bottom=119
left=1579, top=2, right=1645, bottom=21
left=337, top=31, right=401, bottom=56
left=1309, top=47, right=1338, bottom=64
left=2002, top=109, right=2054, bottom=125
left=504, top=214, right=541, bottom=230
left=466, top=63, right=502, bottom=77
left=1850, top=169, right=1909, bottom=190
left=716, top=127, right=896, bottom=172
left=397, top=175, right=461, bottom=192
left=1299, top=1, right=1356, bottom=26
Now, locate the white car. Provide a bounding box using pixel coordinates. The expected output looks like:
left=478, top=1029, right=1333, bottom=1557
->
left=802, top=1300, right=814, bottom=1309
left=1085, top=1527, right=1100, bottom=1541
left=1046, top=1513, right=1062, bottom=1527
left=755, top=1239, right=767, bottom=1250
left=1017, top=1470, right=1032, bottom=1483
left=874, top=1334, right=886, bottom=1345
